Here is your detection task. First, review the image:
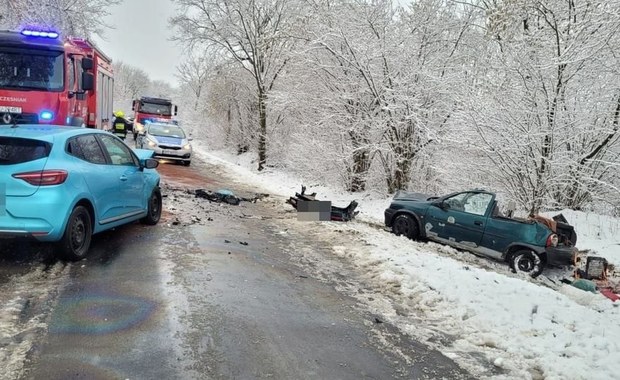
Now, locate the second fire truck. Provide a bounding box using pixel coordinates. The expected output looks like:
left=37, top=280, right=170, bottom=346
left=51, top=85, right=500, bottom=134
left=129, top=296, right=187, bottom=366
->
left=131, top=96, right=178, bottom=140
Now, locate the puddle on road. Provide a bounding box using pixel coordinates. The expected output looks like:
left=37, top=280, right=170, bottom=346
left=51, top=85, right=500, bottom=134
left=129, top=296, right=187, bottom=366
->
left=49, top=291, right=157, bottom=335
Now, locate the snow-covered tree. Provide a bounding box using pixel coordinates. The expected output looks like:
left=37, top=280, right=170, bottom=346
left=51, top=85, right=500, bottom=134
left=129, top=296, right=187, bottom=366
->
left=0, top=0, right=122, bottom=38
left=176, top=50, right=211, bottom=112
left=113, top=61, right=150, bottom=113
left=170, top=0, right=301, bottom=170
left=456, top=0, right=620, bottom=213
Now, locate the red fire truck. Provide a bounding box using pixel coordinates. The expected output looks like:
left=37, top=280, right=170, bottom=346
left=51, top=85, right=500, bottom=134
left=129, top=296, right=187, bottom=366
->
left=0, top=29, right=113, bottom=128
left=131, top=96, right=178, bottom=140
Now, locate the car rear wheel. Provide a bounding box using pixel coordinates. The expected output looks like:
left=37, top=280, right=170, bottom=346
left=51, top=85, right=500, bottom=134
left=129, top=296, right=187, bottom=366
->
left=509, top=249, right=544, bottom=278
left=141, top=187, right=162, bottom=225
left=392, top=214, right=419, bottom=239
left=56, top=205, right=92, bottom=261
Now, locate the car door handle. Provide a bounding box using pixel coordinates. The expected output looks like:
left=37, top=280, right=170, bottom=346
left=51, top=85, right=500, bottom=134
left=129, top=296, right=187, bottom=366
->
left=120, top=175, right=128, bottom=181
left=474, top=221, right=483, bottom=226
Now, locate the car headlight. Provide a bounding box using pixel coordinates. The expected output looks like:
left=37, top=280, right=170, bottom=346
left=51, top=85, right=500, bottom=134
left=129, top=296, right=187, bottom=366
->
left=146, top=136, right=158, bottom=147
left=183, top=144, right=191, bottom=150
left=546, top=233, right=559, bottom=247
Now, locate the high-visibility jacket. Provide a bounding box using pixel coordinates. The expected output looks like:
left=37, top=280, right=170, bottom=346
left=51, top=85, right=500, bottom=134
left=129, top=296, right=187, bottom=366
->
left=112, top=117, right=129, bottom=133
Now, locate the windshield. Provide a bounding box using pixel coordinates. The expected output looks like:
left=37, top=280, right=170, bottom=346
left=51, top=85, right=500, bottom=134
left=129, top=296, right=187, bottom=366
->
left=148, top=124, right=186, bottom=138
left=139, top=102, right=172, bottom=116
left=0, top=49, right=64, bottom=91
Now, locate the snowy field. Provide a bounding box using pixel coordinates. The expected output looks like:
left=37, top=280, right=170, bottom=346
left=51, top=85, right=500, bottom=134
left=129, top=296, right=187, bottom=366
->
left=193, top=141, right=620, bottom=380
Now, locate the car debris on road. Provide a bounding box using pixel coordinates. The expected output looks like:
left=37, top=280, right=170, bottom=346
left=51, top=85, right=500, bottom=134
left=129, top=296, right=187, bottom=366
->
left=287, top=185, right=359, bottom=222
left=194, top=188, right=269, bottom=205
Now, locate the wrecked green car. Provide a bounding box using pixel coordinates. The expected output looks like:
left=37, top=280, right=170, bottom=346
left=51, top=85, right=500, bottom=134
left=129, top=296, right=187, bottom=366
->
left=384, top=189, right=578, bottom=277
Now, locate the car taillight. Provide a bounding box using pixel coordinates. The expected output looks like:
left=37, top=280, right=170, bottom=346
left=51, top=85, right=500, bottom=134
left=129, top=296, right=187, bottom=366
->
left=12, top=170, right=68, bottom=186
left=546, top=233, right=559, bottom=247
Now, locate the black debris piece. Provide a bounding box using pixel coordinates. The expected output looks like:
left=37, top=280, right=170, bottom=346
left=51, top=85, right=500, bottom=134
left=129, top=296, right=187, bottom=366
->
left=286, top=185, right=359, bottom=222
left=194, top=188, right=269, bottom=205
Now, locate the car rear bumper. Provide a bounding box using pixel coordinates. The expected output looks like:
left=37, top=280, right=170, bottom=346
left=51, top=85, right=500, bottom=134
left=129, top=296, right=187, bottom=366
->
left=545, top=245, right=578, bottom=267
left=0, top=195, right=68, bottom=242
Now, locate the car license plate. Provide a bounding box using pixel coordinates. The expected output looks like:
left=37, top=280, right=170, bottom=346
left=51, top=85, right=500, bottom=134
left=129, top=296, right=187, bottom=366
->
left=0, top=106, right=22, bottom=113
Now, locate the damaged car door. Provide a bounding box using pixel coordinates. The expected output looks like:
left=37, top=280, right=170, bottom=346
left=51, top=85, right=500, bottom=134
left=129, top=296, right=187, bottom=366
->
left=426, top=191, right=494, bottom=251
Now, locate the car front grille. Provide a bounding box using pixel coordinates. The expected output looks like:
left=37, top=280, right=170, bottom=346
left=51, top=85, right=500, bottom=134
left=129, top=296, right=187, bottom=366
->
left=0, top=113, right=38, bottom=125
left=159, top=145, right=181, bottom=150
left=156, top=152, right=191, bottom=159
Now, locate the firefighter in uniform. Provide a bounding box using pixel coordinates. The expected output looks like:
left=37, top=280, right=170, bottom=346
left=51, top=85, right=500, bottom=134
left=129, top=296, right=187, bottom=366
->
left=111, top=111, right=131, bottom=140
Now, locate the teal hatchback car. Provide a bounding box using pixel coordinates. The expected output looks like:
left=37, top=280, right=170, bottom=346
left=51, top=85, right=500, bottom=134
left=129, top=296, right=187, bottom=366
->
left=385, top=190, right=578, bottom=277
left=0, top=125, right=162, bottom=260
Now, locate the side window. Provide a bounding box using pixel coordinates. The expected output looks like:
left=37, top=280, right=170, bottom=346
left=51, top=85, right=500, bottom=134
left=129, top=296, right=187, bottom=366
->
left=99, top=135, right=138, bottom=166
left=463, top=193, right=493, bottom=216
left=66, top=137, right=84, bottom=160
left=68, top=57, right=75, bottom=91
left=444, top=193, right=468, bottom=211
left=75, top=135, right=107, bottom=164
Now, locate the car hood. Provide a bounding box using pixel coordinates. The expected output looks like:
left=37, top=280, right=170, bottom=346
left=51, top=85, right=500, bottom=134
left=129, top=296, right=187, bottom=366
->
left=151, top=135, right=185, bottom=146
left=393, top=191, right=437, bottom=202
left=133, top=149, right=155, bottom=161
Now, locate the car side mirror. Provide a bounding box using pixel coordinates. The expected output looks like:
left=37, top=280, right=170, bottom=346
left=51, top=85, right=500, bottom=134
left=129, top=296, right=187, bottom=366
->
left=143, top=158, right=159, bottom=169
left=433, top=201, right=449, bottom=210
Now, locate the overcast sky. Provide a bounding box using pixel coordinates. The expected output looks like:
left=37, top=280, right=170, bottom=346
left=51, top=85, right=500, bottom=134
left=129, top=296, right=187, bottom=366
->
left=92, top=0, right=183, bottom=86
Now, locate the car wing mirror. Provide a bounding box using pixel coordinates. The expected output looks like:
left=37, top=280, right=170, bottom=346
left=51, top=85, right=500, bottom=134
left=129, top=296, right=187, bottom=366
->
left=142, top=158, right=159, bottom=169
left=433, top=200, right=449, bottom=210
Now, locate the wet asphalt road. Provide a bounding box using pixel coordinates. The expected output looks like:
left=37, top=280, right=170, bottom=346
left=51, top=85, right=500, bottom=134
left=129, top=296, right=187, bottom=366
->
left=12, top=154, right=474, bottom=380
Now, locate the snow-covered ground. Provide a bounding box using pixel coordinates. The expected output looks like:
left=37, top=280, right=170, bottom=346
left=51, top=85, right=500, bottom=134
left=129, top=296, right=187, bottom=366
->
left=193, top=141, right=620, bottom=380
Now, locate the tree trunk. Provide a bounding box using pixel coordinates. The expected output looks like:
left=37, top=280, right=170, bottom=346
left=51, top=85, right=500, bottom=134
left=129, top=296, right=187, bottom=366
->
left=257, top=88, right=267, bottom=171
left=347, top=127, right=370, bottom=192
left=348, top=148, right=370, bottom=192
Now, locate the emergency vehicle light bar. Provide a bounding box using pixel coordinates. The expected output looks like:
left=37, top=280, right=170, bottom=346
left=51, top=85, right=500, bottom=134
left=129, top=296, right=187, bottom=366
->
left=21, top=29, right=59, bottom=39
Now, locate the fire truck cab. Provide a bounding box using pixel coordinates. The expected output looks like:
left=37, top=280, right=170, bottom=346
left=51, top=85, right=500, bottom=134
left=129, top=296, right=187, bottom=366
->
left=132, top=96, right=178, bottom=140
left=0, top=29, right=113, bottom=128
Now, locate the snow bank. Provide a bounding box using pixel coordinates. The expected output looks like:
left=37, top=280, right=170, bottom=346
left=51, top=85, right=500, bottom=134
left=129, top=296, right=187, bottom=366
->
left=193, top=147, right=620, bottom=380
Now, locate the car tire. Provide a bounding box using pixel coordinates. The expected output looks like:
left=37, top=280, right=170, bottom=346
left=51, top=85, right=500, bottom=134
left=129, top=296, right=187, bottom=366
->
left=509, top=249, right=544, bottom=278
left=56, top=205, right=92, bottom=261
left=392, top=214, right=419, bottom=239
left=183, top=160, right=191, bottom=167
left=141, top=187, right=162, bottom=225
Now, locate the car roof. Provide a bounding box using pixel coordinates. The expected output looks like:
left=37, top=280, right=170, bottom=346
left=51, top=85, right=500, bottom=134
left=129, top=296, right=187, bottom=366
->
left=0, top=125, right=108, bottom=142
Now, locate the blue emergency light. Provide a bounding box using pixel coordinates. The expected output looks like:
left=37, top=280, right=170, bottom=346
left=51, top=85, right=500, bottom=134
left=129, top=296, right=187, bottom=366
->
left=21, top=29, right=59, bottom=39
left=40, top=111, right=54, bottom=121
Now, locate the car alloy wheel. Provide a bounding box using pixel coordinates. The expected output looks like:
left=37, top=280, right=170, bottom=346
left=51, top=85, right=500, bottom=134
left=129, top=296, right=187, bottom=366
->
left=510, top=249, right=544, bottom=278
